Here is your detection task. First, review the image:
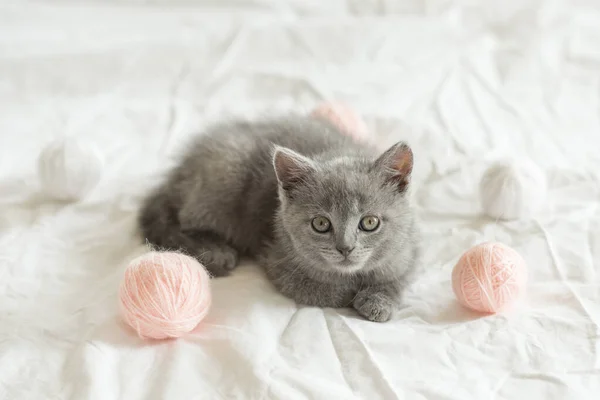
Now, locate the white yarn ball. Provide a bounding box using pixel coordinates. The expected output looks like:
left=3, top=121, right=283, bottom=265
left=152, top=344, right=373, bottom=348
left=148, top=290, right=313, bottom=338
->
left=38, top=138, right=103, bottom=201
left=479, top=159, right=547, bottom=220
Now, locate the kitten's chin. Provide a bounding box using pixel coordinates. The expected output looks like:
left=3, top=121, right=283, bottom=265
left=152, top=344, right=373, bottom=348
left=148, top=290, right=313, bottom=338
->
left=330, top=259, right=364, bottom=275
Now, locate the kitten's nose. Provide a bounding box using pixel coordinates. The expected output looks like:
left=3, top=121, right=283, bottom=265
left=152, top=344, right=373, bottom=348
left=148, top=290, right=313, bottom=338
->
left=336, top=245, right=355, bottom=258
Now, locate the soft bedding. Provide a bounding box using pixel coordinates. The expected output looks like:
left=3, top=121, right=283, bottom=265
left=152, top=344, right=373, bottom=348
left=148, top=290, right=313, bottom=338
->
left=1, top=0, right=599, bottom=399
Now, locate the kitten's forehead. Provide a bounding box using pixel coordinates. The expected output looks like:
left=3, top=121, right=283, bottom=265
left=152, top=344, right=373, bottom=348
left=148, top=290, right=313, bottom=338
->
left=308, top=156, right=389, bottom=212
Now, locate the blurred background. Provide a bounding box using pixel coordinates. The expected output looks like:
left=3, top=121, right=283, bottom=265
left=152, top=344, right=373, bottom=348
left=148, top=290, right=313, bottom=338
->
left=3, top=0, right=600, bottom=190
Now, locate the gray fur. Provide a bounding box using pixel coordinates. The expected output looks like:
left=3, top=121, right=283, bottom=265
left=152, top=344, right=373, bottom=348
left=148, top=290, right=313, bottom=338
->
left=138, top=115, right=420, bottom=322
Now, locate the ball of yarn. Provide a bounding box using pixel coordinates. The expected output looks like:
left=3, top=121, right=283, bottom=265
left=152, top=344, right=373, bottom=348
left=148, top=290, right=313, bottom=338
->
left=452, top=242, right=527, bottom=313
left=311, top=102, right=370, bottom=142
left=37, top=138, right=103, bottom=201
left=479, top=159, right=547, bottom=220
left=119, top=252, right=212, bottom=340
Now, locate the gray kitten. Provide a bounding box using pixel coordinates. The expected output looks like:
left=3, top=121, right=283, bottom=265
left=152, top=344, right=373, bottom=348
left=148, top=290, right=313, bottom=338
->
left=138, top=116, right=420, bottom=322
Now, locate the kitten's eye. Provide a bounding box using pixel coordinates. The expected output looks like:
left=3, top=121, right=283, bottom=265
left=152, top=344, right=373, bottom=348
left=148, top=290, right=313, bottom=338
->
left=311, top=216, right=331, bottom=233
left=359, top=216, right=380, bottom=232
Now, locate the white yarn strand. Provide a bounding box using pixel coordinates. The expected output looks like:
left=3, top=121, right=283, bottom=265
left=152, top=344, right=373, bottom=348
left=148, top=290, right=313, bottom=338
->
left=37, top=138, right=103, bottom=201
left=479, top=159, right=547, bottom=220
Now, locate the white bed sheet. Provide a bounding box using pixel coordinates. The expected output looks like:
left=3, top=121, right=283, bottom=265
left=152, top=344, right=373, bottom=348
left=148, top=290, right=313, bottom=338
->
left=1, top=0, right=599, bottom=399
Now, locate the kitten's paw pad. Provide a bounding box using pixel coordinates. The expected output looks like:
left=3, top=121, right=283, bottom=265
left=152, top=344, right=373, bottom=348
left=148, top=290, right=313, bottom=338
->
left=353, top=292, right=394, bottom=322
left=197, top=245, right=238, bottom=278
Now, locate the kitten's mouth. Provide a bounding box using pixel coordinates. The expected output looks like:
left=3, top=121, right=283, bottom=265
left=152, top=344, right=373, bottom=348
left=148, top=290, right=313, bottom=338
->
left=336, top=258, right=358, bottom=268
left=322, top=254, right=362, bottom=271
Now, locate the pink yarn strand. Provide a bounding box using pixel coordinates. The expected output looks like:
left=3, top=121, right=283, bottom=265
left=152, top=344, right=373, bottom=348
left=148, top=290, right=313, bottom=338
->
left=119, top=251, right=211, bottom=339
left=453, top=242, right=527, bottom=314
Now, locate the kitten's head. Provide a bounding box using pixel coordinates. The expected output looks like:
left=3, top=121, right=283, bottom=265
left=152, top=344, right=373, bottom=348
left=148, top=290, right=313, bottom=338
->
left=273, top=142, right=414, bottom=275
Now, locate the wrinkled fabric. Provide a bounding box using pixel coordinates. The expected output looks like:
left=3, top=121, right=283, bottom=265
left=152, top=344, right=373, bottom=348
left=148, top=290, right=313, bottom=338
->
left=0, top=0, right=599, bottom=399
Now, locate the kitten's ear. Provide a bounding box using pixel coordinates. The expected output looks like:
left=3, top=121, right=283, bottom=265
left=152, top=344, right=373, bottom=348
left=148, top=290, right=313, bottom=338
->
left=372, top=142, right=413, bottom=192
left=272, top=146, right=316, bottom=192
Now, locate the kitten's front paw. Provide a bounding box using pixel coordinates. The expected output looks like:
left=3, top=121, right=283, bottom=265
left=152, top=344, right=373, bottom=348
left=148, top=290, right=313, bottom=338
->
left=353, top=291, right=394, bottom=322
left=197, top=244, right=238, bottom=278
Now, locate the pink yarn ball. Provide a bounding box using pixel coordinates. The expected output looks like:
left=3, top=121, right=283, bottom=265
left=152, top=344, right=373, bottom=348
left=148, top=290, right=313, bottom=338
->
left=311, top=102, right=370, bottom=142
left=119, top=252, right=211, bottom=339
left=452, top=242, right=527, bottom=314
